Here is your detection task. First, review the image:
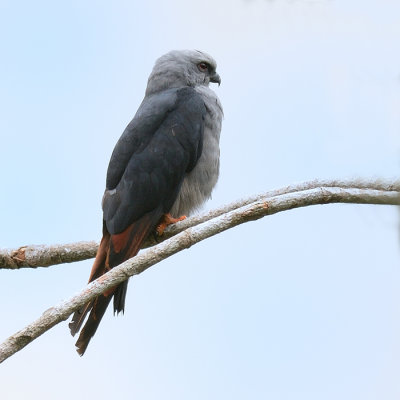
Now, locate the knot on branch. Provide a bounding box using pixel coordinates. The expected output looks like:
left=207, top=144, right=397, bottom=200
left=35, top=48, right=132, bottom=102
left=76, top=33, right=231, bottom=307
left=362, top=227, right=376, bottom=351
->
left=0, top=247, right=27, bottom=269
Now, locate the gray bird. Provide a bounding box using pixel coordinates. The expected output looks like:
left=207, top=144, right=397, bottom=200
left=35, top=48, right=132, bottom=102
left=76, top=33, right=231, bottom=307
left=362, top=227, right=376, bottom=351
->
left=69, top=50, right=223, bottom=355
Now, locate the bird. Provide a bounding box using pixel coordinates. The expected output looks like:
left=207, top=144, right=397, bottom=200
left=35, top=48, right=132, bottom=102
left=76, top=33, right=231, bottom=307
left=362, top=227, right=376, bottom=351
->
left=69, top=50, right=223, bottom=355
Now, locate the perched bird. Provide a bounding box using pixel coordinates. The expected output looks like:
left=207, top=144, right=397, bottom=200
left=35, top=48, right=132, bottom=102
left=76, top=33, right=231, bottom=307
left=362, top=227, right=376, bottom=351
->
left=69, top=50, right=223, bottom=355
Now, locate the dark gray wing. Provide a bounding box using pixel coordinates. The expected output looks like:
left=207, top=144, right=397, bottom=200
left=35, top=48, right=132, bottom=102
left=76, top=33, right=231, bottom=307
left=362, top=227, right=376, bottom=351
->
left=102, top=87, right=205, bottom=235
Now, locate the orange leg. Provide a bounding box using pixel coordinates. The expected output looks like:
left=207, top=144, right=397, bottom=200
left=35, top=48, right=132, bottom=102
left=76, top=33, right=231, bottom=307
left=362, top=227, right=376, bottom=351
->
left=156, top=213, right=186, bottom=235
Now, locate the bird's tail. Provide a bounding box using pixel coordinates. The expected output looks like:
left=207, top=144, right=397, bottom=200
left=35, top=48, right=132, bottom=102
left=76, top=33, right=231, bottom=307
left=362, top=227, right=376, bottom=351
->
left=69, top=211, right=162, bottom=355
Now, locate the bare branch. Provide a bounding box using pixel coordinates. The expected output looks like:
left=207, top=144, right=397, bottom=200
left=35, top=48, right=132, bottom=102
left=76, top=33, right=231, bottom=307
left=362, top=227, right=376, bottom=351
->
left=1, top=178, right=399, bottom=270
left=0, top=182, right=399, bottom=363
left=0, top=242, right=99, bottom=270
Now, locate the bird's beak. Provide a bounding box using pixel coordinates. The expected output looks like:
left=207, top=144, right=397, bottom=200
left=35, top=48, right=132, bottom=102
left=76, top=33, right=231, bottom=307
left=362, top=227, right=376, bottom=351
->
left=210, top=73, right=221, bottom=86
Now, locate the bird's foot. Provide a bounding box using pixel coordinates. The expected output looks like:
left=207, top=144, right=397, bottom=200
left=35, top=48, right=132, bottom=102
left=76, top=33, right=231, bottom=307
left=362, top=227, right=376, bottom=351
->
left=156, top=213, right=186, bottom=236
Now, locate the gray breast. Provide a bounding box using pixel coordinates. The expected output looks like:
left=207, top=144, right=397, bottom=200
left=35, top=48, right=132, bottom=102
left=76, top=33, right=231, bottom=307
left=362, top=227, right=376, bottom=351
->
left=170, top=86, right=223, bottom=217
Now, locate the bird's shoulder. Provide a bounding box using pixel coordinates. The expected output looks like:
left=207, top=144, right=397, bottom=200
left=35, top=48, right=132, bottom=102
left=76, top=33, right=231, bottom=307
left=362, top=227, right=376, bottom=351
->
left=105, top=87, right=204, bottom=190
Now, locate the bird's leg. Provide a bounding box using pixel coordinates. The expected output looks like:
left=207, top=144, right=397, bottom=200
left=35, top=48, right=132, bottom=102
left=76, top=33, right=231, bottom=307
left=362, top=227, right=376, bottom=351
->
left=156, top=213, right=186, bottom=235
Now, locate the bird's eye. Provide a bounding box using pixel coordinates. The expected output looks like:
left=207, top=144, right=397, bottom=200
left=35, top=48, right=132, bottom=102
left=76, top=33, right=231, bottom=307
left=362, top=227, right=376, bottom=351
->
left=198, top=62, right=209, bottom=72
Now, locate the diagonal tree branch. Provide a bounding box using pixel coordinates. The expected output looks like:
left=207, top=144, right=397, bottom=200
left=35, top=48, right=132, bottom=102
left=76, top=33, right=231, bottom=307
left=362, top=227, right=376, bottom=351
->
left=1, top=179, right=399, bottom=270
left=0, top=181, right=399, bottom=363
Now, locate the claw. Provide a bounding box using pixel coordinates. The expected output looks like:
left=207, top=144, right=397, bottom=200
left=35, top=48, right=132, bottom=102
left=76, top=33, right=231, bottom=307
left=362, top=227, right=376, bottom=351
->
left=156, top=213, right=186, bottom=235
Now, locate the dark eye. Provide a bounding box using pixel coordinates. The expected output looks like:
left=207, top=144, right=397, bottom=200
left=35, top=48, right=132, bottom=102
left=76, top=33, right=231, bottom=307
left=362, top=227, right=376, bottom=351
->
left=198, top=62, right=209, bottom=72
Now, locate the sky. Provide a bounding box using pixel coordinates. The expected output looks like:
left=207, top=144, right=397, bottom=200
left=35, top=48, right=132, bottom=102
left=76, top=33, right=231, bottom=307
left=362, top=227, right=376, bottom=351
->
left=0, top=0, right=399, bottom=398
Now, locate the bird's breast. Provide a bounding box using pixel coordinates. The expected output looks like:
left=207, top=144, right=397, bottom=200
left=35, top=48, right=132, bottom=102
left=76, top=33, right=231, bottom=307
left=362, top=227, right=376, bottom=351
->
left=170, top=86, right=223, bottom=217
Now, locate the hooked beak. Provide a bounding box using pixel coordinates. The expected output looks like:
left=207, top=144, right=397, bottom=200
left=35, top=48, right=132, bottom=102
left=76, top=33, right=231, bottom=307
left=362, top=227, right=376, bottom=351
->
left=210, top=72, right=221, bottom=86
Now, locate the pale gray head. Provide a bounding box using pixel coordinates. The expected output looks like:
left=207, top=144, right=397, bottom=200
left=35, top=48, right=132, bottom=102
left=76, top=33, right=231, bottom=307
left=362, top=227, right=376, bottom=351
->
left=145, top=50, right=221, bottom=96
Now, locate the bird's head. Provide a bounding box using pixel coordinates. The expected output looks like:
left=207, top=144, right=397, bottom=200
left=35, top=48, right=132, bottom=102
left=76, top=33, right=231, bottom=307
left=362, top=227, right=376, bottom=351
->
left=145, top=50, right=221, bottom=95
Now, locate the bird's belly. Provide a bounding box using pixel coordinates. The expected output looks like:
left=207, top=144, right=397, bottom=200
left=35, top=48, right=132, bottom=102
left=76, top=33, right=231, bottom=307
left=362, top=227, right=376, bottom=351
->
left=170, top=130, right=220, bottom=217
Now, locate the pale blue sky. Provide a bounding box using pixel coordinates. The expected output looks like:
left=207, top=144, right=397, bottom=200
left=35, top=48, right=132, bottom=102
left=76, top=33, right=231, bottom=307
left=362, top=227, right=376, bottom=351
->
left=1, top=0, right=399, bottom=399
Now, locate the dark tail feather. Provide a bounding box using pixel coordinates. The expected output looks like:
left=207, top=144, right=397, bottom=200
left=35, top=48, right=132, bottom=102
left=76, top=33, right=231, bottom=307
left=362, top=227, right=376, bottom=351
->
left=114, top=279, right=129, bottom=314
left=72, top=281, right=127, bottom=354
left=69, top=300, right=95, bottom=337
left=74, top=294, right=113, bottom=356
